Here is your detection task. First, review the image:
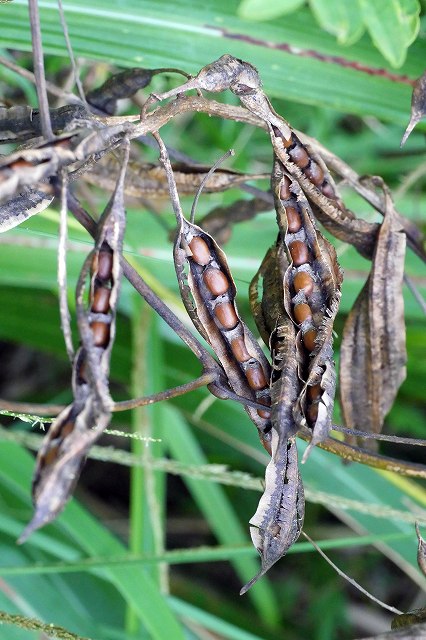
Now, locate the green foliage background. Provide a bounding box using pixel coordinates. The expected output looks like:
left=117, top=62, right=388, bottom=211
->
left=0, top=1, right=425, bottom=639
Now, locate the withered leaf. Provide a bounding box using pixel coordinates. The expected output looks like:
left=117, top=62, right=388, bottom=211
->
left=240, top=434, right=304, bottom=594
left=415, top=523, right=426, bottom=578
left=339, top=184, right=407, bottom=448
left=401, top=70, right=426, bottom=147
left=83, top=154, right=268, bottom=199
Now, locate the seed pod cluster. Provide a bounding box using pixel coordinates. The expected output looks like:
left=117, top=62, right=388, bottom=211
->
left=272, top=159, right=342, bottom=454
left=175, top=218, right=273, bottom=452
left=20, top=144, right=129, bottom=541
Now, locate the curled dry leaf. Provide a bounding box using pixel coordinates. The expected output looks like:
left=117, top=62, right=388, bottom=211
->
left=19, top=142, right=129, bottom=541
left=240, top=434, right=304, bottom=594
left=401, top=69, right=426, bottom=147
left=415, top=523, right=426, bottom=578
left=0, top=103, right=88, bottom=144
left=83, top=154, right=268, bottom=199
left=339, top=183, right=407, bottom=449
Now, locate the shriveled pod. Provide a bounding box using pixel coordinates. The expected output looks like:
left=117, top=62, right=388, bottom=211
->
left=272, top=159, right=342, bottom=457
left=175, top=217, right=273, bottom=452
left=240, top=433, right=304, bottom=594
left=154, top=133, right=273, bottom=451
left=249, top=243, right=300, bottom=445
left=20, top=142, right=130, bottom=541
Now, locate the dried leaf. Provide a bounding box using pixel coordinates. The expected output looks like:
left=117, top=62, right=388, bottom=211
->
left=415, top=523, right=426, bottom=577
left=0, top=184, right=53, bottom=232
left=339, top=183, right=407, bottom=448
left=83, top=155, right=267, bottom=198
left=401, top=70, right=426, bottom=147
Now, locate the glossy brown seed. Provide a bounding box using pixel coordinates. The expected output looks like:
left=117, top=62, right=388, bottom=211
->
left=303, top=328, right=317, bottom=352
left=230, top=336, right=251, bottom=362
left=280, top=176, right=292, bottom=200
left=97, top=250, right=113, bottom=281
left=293, top=302, right=312, bottom=324
left=307, top=383, right=322, bottom=402
left=91, top=321, right=110, bottom=347
left=10, top=158, right=33, bottom=169
left=92, top=286, right=111, bottom=313
left=246, top=364, right=268, bottom=390
left=289, top=144, right=310, bottom=168
left=321, top=181, right=336, bottom=199
left=202, top=268, right=229, bottom=296
left=43, top=445, right=60, bottom=467
left=289, top=240, right=311, bottom=266
left=304, top=161, right=324, bottom=186
left=257, top=397, right=271, bottom=419
left=306, top=402, right=319, bottom=424
left=293, top=271, right=314, bottom=296
left=214, top=302, right=238, bottom=329
left=261, top=436, right=272, bottom=456
left=282, top=134, right=294, bottom=148
left=285, top=205, right=302, bottom=233
left=189, top=236, right=211, bottom=266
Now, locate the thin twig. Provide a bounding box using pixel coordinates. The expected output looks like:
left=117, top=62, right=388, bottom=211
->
left=57, top=0, right=87, bottom=106
left=28, top=0, right=54, bottom=139
left=57, top=172, right=74, bottom=361
left=404, top=273, right=426, bottom=316
left=302, top=531, right=403, bottom=615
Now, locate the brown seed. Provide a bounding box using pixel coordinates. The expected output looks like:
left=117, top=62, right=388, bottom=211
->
left=43, top=444, right=60, bottom=467
left=214, top=302, right=238, bottom=329
left=91, top=321, right=110, bottom=347
left=304, top=161, right=324, bottom=186
left=285, top=205, right=302, bottom=233
left=97, top=250, right=113, bottom=281
left=289, top=144, right=310, bottom=168
left=307, top=384, right=322, bottom=402
left=306, top=402, right=319, bottom=425
left=289, top=240, right=311, bottom=266
left=257, top=397, right=271, bottom=419
left=321, top=181, right=336, bottom=199
left=293, top=271, right=314, bottom=296
left=92, top=286, right=111, bottom=313
left=230, top=336, right=251, bottom=362
left=261, top=435, right=272, bottom=456
left=202, top=268, right=229, bottom=296
left=303, top=328, right=317, bottom=352
left=246, top=364, right=267, bottom=390
left=61, top=420, right=75, bottom=438
left=282, top=134, right=294, bottom=149
left=293, top=302, right=312, bottom=324
left=280, top=176, right=292, bottom=200
left=189, top=236, right=211, bottom=266
left=10, top=158, right=33, bottom=169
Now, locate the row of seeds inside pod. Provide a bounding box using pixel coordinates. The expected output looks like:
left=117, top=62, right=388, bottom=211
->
left=187, top=231, right=271, bottom=420
left=272, top=127, right=342, bottom=208
left=279, top=175, right=322, bottom=426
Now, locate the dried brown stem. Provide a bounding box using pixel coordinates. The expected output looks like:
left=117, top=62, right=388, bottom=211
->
left=28, top=0, right=53, bottom=139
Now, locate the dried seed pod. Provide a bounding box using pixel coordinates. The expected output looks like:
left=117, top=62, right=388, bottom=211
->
left=20, top=142, right=130, bottom=541
left=272, top=159, right=342, bottom=456
left=175, top=216, right=273, bottom=451
left=240, top=434, right=304, bottom=594
left=250, top=244, right=299, bottom=444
